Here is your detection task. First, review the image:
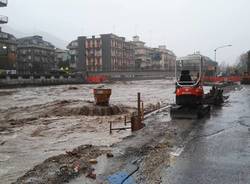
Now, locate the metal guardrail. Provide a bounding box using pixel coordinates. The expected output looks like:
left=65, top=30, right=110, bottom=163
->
left=0, top=15, right=8, bottom=24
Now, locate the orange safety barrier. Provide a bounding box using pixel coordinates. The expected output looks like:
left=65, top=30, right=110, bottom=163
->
left=86, top=75, right=108, bottom=84
left=203, top=76, right=241, bottom=83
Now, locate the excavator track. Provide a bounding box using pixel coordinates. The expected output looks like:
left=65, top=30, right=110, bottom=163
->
left=170, top=104, right=210, bottom=119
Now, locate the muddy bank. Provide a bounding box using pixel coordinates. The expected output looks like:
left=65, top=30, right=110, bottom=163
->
left=124, top=120, right=197, bottom=184
left=88, top=109, right=199, bottom=184
left=0, top=99, right=133, bottom=133
left=0, top=90, right=17, bottom=96
left=0, top=101, right=133, bottom=184
left=10, top=107, right=198, bottom=184
left=14, top=145, right=108, bottom=184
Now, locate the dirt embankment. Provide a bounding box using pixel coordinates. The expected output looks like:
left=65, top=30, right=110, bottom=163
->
left=0, top=90, right=17, bottom=96
left=14, top=145, right=108, bottom=184
left=127, top=121, right=195, bottom=184
left=0, top=99, right=133, bottom=133
left=86, top=112, right=196, bottom=184
left=11, top=108, right=197, bottom=184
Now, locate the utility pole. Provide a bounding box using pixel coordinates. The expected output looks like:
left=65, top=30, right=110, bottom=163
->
left=214, top=45, right=232, bottom=62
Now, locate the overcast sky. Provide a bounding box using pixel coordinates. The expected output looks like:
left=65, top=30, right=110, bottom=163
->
left=2, top=0, right=250, bottom=65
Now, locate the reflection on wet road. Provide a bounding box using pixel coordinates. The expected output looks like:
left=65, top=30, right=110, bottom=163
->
left=161, top=86, right=250, bottom=184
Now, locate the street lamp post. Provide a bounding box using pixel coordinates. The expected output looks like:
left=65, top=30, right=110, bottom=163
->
left=214, top=44, right=232, bottom=62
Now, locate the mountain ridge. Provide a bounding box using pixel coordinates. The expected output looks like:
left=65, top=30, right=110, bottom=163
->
left=1, top=25, right=68, bottom=49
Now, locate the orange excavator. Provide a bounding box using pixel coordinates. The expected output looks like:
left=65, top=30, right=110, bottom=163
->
left=170, top=55, right=210, bottom=119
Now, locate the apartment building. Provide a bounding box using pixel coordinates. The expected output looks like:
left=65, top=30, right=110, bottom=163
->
left=131, top=36, right=176, bottom=71
left=152, top=45, right=176, bottom=71
left=55, top=48, right=70, bottom=69
left=177, top=53, right=218, bottom=77
left=0, top=0, right=18, bottom=75
left=0, top=28, right=17, bottom=74
left=17, top=35, right=55, bottom=75
left=67, top=33, right=135, bottom=72
left=131, top=36, right=152, bottom=70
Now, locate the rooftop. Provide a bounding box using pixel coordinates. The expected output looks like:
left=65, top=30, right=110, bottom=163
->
left=17, top=35, right=55, bottom=49
left=177, top=53, right=217, bottom=65
left=0, top=30, right=17, bottom=44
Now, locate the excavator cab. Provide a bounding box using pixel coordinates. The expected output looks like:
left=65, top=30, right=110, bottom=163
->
left=171, top=55, right=210, bottom=118
left=179, top=70, right=195, bottom=85
left=175, top=57, right=204, bottom=106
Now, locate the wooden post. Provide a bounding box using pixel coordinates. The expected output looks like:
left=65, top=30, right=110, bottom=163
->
left=124, top=116, right=127, bottom=126
left=137, top=93, right=141, bottom=123
left=109, top=121, right=112, bottom=134
left=141, top=102, right=144, bottom=121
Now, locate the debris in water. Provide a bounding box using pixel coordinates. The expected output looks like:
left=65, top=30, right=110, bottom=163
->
left=14, top=145, right=107, bottom=184
left=107, top=152, right=114, bottom=158
left=89, top=159, right=98, bottom=164
left=68, top=86, right=78, bottom=90
left=86, top=172, right=97, bottom=180
left=0, top=141, right=6, bottom=146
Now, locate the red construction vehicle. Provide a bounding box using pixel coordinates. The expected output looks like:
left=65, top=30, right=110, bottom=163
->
left=175, top=70, right=204, bottom=105
left=170, top=55, right=210, bottom=119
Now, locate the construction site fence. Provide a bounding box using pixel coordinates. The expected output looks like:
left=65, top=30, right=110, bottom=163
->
left=86, top=75, right=108, bottom=84
left=203, top=76, right=241, bottom=83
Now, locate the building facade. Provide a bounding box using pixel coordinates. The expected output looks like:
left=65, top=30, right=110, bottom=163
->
left=0, top=28, right=17, bottom=74
left=131, top=36, right=152, bottom=70
left=67, top=40, right=78, bottom=71
left=67, top=34, right=135, bottom=72
left=177, top=53, right=218, bottom=77
left=17, top=35, right=55, bottom=75
left=55, top=48, right=70, bottom=70
left=0, top=0, right=16, bottom=75
left=152, top=45, right=176, bottom=71
left=131, top=36, right=176, bottom=72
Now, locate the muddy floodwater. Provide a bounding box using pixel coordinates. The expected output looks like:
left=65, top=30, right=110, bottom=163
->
left=0, top=80, right=175, bottom=110
left=0, top=80, right=177, bottom=184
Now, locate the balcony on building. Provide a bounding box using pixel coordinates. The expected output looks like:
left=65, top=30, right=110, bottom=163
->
left=0, top=0, right=8, bottom=7
left=0, top=15, right=8, bottom=24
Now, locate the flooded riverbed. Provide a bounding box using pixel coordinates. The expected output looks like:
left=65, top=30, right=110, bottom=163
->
left=0, top=80, right=176, bottom=183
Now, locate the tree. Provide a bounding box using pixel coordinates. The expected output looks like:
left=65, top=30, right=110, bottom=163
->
left=236, top=52, right=248, bottom=74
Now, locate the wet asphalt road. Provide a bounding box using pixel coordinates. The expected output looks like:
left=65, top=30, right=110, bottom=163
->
left=161, top=86, right=250, bottom=184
